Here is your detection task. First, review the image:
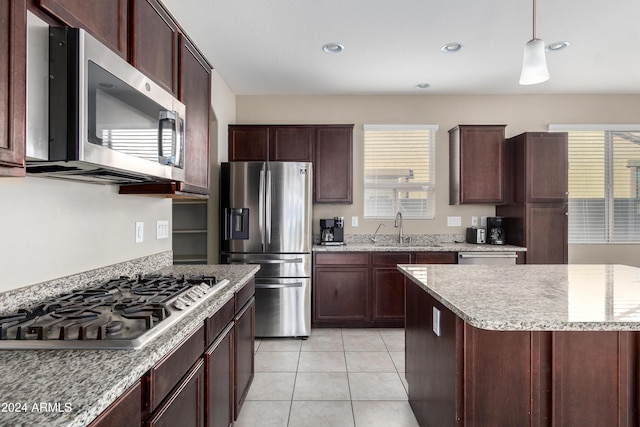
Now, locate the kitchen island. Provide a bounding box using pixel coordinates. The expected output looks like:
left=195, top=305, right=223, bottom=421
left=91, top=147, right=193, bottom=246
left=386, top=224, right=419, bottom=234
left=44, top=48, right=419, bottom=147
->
left=399, top=264, right=640, bottom=427
left=0, top=264, right=259, bottom=427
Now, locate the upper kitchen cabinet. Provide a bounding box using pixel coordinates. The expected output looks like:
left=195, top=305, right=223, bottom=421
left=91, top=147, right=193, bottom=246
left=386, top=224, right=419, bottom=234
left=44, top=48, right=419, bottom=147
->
left=37, top=0, right=128, bottom=58
left=177, top=34, right=211, bottom=195
left=449, top=125, right=506, bottom=205
left=0, top=0, right=26, bottom=177
left=228, top=124, right=354, bottom=204
left=228, top=125, right=313, bottom=162
left=505, top=132, right=569, bottom=204
left=314, top=125, right=353, bottom=204
left=131, top=0, right=178, bottom=95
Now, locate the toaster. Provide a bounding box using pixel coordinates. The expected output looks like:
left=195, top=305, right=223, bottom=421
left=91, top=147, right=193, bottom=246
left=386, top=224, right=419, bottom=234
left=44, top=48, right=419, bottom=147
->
left=466, top=227, right=486, bottom=244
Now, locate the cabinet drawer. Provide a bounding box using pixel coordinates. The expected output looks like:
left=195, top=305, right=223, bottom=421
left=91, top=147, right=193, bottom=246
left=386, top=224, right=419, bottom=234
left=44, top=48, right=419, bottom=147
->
left=205, top=297, right=234, bottom=348
left=315, top=253, right=368, bottom=266
left=235, top=278, right=255, bottom=312
left=149, top=325, right=205, bottom=412
left=89, top=380, right=142, bottom=427
left=372, top=252, right=411, bottom=266
left=414, top=252, right=457, bottom=264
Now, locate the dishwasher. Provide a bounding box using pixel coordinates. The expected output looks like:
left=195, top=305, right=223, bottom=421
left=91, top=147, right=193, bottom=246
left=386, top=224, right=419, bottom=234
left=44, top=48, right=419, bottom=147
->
left=458, top=252, right=518, bottom=265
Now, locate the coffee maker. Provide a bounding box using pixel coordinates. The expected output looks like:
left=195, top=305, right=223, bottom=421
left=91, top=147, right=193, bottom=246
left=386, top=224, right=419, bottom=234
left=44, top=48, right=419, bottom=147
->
left=320, top=217, right=344, bottom=245
left=486, top=216, right=506, bottom=245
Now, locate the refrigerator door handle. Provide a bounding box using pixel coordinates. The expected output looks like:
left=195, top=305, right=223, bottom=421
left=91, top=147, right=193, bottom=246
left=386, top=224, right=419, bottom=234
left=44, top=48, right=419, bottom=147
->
left=226, top=257, right=304, bottom=264
left=265, top=169, right=272, bottom=245
left=259, top=167, right=266, bottom=247
left=256, top=282, right=304, bottom=289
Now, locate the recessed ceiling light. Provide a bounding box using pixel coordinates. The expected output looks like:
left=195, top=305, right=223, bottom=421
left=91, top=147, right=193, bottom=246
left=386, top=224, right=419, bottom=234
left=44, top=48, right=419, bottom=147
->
left=441, top=42, right=463, bottom=53
left=415, top=83, right=430, bottom=89
left=546, top=41, right=570, bottom=52
left=322, top=43, right=344, bottom=54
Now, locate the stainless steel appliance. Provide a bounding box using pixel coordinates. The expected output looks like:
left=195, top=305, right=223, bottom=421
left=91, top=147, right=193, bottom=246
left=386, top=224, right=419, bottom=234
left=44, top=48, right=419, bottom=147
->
left=320, top=217, right=345, bottom=245
left=486, top=216, right=506, bottom=245
left=220, top=162, right=312, bottom=338
left=0, top=274, right=228, bottom=350
left=466, top=227, right=486, bottom=244
left=26, top=26, right=186, bottom=184
left=458, top=252, right=517, bottom=265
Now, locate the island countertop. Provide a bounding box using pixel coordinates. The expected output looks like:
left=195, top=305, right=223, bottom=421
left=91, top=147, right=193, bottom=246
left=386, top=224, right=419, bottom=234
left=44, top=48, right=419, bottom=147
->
left=398, top=263, right=640, bottom=331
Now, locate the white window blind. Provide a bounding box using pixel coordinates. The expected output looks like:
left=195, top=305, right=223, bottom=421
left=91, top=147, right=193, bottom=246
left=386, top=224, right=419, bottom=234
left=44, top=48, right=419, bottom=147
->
left=363, top=124, right=437, bottom=219
left=550, top=125, right=640, bottom=243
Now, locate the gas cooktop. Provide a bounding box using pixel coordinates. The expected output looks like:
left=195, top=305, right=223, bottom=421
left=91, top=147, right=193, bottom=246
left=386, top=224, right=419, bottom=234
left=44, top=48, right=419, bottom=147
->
left=0, top=274, right=229, bottom=350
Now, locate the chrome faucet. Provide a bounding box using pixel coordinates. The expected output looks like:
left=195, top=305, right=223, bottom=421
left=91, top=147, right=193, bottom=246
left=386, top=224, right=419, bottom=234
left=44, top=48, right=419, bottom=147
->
left=394, top=211, right=403, bottom=243
left=371, top=223, right=385, bottom=243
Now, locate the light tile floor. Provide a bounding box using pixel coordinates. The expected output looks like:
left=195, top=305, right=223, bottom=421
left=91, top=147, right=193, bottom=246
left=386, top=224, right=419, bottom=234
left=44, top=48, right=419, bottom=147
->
left=236, top=328, right=419, bottom=427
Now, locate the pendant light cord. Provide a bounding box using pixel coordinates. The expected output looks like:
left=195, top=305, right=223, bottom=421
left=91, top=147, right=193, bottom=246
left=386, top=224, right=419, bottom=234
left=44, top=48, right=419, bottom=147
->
left=532, top=0, right=537, bottom=39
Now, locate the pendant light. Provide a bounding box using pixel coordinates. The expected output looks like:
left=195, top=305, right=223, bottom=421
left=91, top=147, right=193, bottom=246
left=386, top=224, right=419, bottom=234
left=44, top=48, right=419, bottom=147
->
left=519, top=0, right=549, bottom=85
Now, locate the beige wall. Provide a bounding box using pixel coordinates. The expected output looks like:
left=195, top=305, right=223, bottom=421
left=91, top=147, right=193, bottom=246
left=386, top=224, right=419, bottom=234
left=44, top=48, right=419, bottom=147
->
left=234, top=94, right=640, bottom=267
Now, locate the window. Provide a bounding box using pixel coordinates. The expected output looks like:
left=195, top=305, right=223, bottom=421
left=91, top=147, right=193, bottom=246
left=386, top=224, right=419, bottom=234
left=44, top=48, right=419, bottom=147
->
left=363, top=124, right=437, bottom=219
left=550, top=125, right=640, bottom=243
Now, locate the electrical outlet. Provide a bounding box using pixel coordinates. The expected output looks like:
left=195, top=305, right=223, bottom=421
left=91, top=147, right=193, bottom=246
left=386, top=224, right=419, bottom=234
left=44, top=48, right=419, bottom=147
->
left=447, top=216, right=462, bottom=227
left=352, top=216, right=359, bottom=227
left=135, top=222, right=144, bottom=243
left=471, top=216, right=478, bottom=227
left=156, top=220, right=169, bottom=239
left=480, top=216, right=488, bottom=227
left=433, top=307, right=441, bottom=336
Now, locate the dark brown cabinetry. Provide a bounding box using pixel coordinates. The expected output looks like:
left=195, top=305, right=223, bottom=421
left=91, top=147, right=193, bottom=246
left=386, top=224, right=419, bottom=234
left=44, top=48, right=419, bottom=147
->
left=497, top=132, right=568, bottom=264
left=177, top=35, right=211, bottom=195
left=205, top=323, right=233, bottom=427
left=38, top=0, right=128, bottom=58
left=405, top=276, right=638, bottom=427
left=131, top=0, right=178, bottom=95
left=0, top=0, right=26, bottom=177
left=449, top=125, right=506, bottom=205
left=228, top=124, right=354, bottom=204
left=88, top=380, right=143, bottom=427
left=313, top=251, right=457, bottom=327
left=233, top=296, right=254, bottom=419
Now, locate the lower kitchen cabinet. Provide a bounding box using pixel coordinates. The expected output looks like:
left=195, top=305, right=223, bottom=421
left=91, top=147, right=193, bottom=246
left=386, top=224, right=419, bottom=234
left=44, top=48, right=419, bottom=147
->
left=88, top=380, right=143, bottom=427
left=313, top=251, right=457, bottom=327
left=147, top=360, right=205, bottom=427
left=205, top=323, right=233, bottom=427
left=234, top=296, right=255, bottom=419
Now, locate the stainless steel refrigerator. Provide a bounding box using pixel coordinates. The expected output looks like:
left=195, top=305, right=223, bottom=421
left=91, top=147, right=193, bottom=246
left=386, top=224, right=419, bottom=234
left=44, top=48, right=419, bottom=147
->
left=220, top=162, right=312, bottom=338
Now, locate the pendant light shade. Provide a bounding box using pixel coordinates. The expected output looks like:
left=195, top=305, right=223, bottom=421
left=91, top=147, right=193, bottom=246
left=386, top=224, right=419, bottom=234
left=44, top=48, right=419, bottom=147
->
left=519, top=0, right=549, bottom=85
left=519, top=38, right=549, bottom=85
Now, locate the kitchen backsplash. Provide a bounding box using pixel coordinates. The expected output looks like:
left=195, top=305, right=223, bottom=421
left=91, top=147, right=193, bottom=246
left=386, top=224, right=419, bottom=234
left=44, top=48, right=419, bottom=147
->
left=314, top=233, right=466, bottom=246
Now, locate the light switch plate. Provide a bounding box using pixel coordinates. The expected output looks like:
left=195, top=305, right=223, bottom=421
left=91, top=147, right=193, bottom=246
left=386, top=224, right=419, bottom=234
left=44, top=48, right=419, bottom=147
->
left=352, top=216, right=359, bottom=227
left=471, top=216, right=478, bottom=227
left=433, top=307, right=441, bottom=336
left=135, top=222, right=144, bottom=243
left=156, top=220, right=169, bottom=239
left=480, top=216, right=488, bottom=227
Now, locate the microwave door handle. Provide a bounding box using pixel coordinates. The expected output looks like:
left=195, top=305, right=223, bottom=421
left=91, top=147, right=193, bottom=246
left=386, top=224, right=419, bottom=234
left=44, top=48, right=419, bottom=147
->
left=158, top=111, right=176, bottom=165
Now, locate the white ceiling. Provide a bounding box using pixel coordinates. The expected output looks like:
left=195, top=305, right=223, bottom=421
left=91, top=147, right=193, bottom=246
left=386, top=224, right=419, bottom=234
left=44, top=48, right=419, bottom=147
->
left=161, top=0, right=640, bottom=96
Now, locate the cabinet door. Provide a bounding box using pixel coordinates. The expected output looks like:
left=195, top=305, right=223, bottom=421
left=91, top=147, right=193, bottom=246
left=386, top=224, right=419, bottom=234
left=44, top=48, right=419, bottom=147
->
left=228, top=126, right=269, bottom=161
left=314, top=266, right=369, bottom=326
left=147, top=359, right=205, bottom=427
left=206, top=323, right=233, bottom=427
left=89, top=380, right=142, bottom=427
left=449, top=125, right=505, bottom=204
left=178, top=35, right=211, bottom=194
left=38, top=0, right=128, bottom=58
left=234, top=297, right=254, bottom=419
left=526, top=132, right=568, bottom=203
left=269, top=126, right=314, bottom=161
left=131, top=0, right=178, bottom=95
left=525, top=204, right=568, bottom=264
left=0, top=0, right=26, bottom=176
left=371, top=253, right=411, bottom=326
left=314, top=125, right=353, bottom=203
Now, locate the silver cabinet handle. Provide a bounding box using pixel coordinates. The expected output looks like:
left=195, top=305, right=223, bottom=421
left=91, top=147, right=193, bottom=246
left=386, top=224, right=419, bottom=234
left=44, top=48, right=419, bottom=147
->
left=256, top=282, right=304, bottom=289
left=227, top=258, right=303, bottom=264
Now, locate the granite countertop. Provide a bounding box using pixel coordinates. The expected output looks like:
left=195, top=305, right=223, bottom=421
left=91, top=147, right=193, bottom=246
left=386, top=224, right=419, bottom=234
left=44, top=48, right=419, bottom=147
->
left=0, top=264, right=259, bottom=427
left=313, top=242, right=526, bottom=252
left=398, top=264, right=640, bottom=332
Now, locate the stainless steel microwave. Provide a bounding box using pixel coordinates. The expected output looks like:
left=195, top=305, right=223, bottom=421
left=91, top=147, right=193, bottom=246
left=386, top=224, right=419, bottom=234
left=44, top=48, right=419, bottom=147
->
left=27, top=26, right=186, bottom=184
